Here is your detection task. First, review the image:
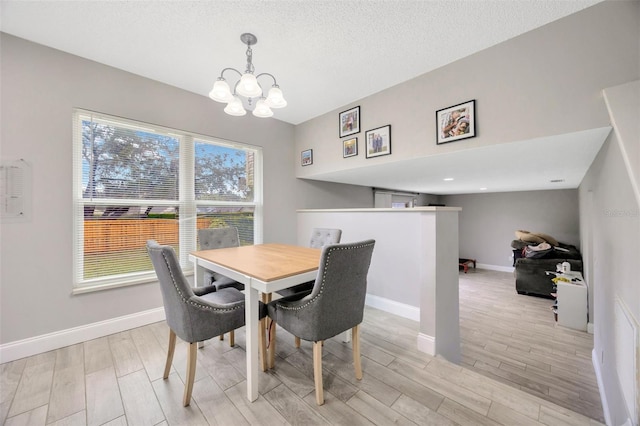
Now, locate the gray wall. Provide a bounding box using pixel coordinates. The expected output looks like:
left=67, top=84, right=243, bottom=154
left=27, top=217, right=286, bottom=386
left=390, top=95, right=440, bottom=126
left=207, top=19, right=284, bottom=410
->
left=0, top=33, right=300, bottom=344
left=295, top=179, right=373, bottom=209
left=294, top=1, right=638, bottom=181
left=290, top=2, right=640, bottom=421
left=0, top=33, right=377, bottom=346
left=580, top=82, right=639, bottom=425
left=442, top=190, right=579, bottom=268
left=2, top=3, right=639, bottom=420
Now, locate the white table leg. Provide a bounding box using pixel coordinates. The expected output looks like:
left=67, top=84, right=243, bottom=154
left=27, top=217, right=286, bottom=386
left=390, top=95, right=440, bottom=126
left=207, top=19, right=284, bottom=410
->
left=245, top=280, right=259, bottom=401
left=193, top=260, right=203, bottom=287
left=341, top=329, right=352, bottom=343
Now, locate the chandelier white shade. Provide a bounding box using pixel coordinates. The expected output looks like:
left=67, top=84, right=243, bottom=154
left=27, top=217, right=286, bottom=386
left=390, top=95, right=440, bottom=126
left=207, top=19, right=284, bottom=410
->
left=253, top=98, right=274, bottom=118
left=265, top=86, right=287, bottom=108
left=209, top=80, right=233, bottom=103
left=223, top=96, right=247, bottom=116
left=209, top=33, right=287, bottom=118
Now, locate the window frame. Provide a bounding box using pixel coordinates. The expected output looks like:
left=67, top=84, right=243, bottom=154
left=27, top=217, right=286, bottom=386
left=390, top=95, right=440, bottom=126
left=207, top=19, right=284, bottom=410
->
left=72, top=109, right=263, bottom=294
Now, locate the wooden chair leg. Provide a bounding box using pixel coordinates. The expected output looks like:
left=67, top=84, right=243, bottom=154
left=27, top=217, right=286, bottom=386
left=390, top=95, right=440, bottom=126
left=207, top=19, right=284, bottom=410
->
left=259, top=318, right=268, bottom=371
left=164, top=329, right=177, bottom=379
left=313, top=341, right=324, bottom=405
left=260, top=292, right=274, bottom=370
left=229, top=330, right=235, bottom=347
left=294, top=336, right=301, bottom=348
left=262, top=292, right=273, bottom=350
left=268, top=321, right=277, bottom=369
left=352, top=324, right=362, bottom=380
left=183, top=342, right=198, bottom=406
left=219, top=334, right=224, bottom=341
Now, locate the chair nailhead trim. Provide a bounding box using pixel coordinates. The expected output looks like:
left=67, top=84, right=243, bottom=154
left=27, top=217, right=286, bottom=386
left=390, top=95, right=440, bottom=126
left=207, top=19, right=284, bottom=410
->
left=160, top=251, right=242, bottom=313
left=278, top=241, right=374, bottom=312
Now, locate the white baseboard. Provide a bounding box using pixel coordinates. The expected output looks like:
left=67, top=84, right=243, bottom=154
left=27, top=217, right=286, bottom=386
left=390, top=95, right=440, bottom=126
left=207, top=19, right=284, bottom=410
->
left=593, top=348, right=613, bottom=426
left=3, top=294, right=414, bottom=364
left=365, top=294, right=420, bottom=321
left=417, top=333, right=435, bottom=355
left=476, top=263, right=515, bottom=273
left=366, top=295, right=435, bottom=355
left=0, top=308, right=166, bottom=363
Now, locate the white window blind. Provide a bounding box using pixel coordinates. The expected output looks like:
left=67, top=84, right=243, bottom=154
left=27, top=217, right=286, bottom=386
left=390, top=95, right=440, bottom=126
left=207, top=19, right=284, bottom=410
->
left=72, top=110, right=262, bottom=292
left=194, top=141, right=257, bottom=246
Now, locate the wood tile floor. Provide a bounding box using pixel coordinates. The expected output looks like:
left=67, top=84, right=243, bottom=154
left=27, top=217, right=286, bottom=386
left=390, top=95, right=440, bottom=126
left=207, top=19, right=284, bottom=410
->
left=459, top=269, right=603, bottom=423
left=1, top=269, right=604, bottom=425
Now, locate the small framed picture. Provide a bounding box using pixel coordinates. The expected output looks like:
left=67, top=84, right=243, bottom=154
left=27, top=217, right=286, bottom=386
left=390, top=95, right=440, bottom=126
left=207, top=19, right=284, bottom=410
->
left=436, top=99, right=476, bottom=144
left=365, top=125, right=391, bottom=159
left=343, top=137, right=358, bottom=158
left=339, top=106, right=360, bottom=138
left=301, top=149, right=313, bottom=166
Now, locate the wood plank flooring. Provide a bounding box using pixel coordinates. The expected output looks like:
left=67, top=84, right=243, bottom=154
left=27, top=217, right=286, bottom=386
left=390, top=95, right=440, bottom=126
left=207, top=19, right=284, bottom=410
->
left=458, top=269, right=603, bottom=422
left=1, top=269, right=604, bottom=425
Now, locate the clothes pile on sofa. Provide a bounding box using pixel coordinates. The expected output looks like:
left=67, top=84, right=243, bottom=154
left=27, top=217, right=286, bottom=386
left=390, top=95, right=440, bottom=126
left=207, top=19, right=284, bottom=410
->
left=512, top=230, right=582, bottom=298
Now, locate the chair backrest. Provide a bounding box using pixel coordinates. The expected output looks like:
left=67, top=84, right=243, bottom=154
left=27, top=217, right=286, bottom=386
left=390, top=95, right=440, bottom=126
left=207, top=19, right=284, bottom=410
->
left=147, top=240, right=245, bottom=343
left=146, top=240, right=197, bottom=341
left=306, top=239, right=375, bottom=340
left=309, top=228, right=342, bottom=248
left=198, top=226, right=240, bottom=250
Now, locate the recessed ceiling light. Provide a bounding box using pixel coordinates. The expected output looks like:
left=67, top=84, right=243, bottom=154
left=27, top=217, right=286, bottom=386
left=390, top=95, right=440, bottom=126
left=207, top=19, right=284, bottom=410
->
left=443, top=178, right=454, bottom=181
left=550, top=179, right=565, bottom=183
left=480, top=187, right=487, bottom=191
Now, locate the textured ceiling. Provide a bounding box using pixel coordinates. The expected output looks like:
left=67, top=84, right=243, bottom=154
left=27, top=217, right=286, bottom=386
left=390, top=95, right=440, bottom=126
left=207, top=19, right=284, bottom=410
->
left=1, top=0, right=609, bottom=195
left=0, top=0, right=604, bottom=125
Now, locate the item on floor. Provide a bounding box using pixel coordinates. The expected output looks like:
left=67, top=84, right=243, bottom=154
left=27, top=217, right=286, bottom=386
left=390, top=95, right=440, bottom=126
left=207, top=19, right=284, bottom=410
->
left=459, top=258, right=476, bottom=273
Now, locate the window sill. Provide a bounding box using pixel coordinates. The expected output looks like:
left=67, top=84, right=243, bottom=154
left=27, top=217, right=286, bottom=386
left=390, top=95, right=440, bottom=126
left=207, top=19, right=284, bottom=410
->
left=72, top=270, right=194, bottom=295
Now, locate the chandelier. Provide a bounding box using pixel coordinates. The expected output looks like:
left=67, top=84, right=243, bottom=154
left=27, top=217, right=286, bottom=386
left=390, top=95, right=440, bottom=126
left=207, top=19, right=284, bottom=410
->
left=209, top=33, right=287, bottom=118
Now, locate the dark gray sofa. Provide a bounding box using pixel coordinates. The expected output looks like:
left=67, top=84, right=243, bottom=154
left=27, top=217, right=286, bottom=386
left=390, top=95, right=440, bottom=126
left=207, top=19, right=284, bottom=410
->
left=513, top=242, right=583, bottom=298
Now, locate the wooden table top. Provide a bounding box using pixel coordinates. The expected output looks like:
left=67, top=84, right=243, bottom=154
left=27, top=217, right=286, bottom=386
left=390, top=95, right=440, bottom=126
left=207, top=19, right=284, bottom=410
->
left=190, top=243, right=321, bottom=282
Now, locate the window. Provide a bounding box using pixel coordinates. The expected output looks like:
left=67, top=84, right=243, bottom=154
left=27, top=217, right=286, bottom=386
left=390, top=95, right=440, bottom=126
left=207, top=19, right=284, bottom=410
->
left=73, top=110, right=262, bottom=293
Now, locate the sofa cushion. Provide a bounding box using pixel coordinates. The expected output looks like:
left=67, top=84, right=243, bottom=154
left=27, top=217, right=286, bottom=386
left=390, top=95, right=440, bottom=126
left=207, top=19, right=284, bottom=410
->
left=515, top=258, right=583, bottom=298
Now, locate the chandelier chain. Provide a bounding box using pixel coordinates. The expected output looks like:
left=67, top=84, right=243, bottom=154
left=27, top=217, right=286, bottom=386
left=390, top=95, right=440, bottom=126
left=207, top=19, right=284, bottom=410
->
left=245, top=45, right=254, bottom=74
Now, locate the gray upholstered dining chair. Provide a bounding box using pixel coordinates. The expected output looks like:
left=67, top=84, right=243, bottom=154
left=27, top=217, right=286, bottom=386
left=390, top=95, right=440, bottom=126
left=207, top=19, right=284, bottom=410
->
left=275, top=228, right=342, bottom=348
left=264, top=239, right=375, bottom=405
left=146, top=240, right=245, bottom=407
left=276, top=228, right=342, bottom=298
left=197, top=226, right=243, bottom=291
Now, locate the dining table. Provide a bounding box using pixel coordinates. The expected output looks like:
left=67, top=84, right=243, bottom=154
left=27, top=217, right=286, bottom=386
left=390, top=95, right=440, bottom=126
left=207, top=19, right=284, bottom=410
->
left=189, top=243, right=321, bottom=402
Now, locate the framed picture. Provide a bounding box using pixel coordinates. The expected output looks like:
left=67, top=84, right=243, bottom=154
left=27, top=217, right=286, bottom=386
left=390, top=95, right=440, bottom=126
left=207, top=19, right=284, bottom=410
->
left=343, top=137, right=358, bottom=158
left=339, top=106, right=360, bottom=138
left=365, top=125, right=391, bottom=159
left=436, top=99, right=476, bottom=144
left=301, top=149, right=313, bottom=166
